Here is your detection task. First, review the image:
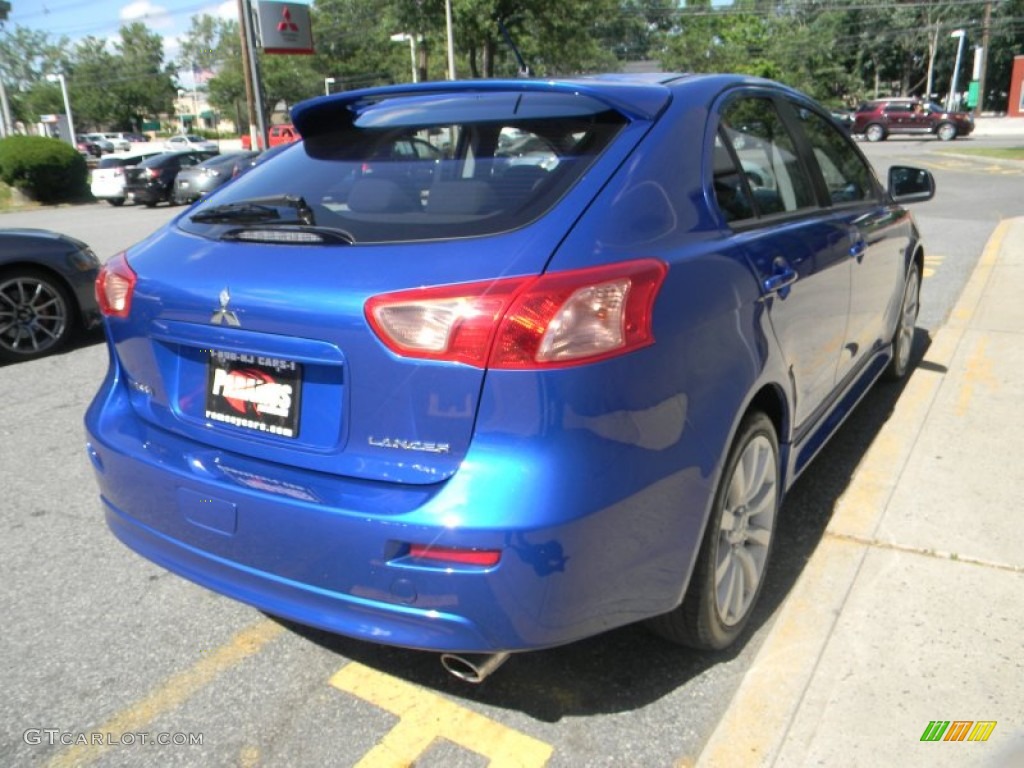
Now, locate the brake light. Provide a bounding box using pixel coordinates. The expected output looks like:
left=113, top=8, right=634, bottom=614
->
left=365, top=259, right=666, bottom=369
left=96, top=252, right=137, bottom=318
left=145, top=167, right=161, bottom=179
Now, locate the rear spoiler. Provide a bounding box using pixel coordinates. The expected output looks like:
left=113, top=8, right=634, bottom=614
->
left=291, top=78, right=675, bottom=139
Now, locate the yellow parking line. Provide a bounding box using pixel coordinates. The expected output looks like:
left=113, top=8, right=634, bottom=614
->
left=330, top=662, right=553, bottom=768
left=956, top=336, right=999, bottom=417
left=48, top=620, right=284, bottom=768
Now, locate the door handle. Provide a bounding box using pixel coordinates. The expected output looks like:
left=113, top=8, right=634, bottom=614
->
left=763, top=265, right=798, bottom=295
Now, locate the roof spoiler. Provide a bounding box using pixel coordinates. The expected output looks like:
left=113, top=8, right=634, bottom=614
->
left=291, top=78, right=674, bottom=139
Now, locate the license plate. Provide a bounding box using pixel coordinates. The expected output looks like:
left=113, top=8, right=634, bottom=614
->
left=180, top=181, right=190, bottom=188
left=205, top=350, right=302, bottom=438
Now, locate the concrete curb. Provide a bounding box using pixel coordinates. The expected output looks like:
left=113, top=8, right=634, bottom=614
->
left=696, top=217, right=1019, bottom=767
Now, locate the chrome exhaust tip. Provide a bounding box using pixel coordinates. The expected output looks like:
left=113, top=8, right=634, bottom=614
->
left=440, top=651, right=511, bottom=683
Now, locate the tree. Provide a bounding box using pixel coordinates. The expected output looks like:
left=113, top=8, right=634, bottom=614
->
left=0, top=25, right=71, bottom=126
left=65, top=37, right=119, bottom=129
left=112, top=23, right=177, bottom=130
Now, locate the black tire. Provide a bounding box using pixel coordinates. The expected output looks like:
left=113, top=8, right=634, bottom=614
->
left=107, top=198, right=125, bottom=207
left=0, top=267, right=76, bottom=364
left=648, top=411, right=780, bottom=650
left=144, top=200, right=157, bottom=208
left=865, top=123, right=886, bottom=142
left=884, top=263, right=921, bottom=381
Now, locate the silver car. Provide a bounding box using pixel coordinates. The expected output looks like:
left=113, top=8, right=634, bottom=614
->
left=163, top=134, right=219, bottom=152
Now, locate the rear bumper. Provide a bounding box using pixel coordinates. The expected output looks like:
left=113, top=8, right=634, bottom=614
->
left=85, top=369, right=707, bottom=653
left=125, top=183, right=167, bottom=204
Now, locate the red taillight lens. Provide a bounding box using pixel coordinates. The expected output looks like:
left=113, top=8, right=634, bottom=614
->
left=408, top=544, right=501, bottom=567
left=145, top=167, right=161, bottom=179
left=365, top=259, right=666, bottom=369
left=95, top=252, right=137, bottom=318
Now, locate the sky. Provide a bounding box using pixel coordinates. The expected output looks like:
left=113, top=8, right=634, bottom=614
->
left=9, top=0, right=243, bottom=74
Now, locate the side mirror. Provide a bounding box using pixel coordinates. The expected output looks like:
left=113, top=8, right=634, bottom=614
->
left=888, top=165, right=935, bottom=204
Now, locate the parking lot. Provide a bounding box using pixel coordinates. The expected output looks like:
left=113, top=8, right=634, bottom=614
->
left=3, top=138, right=1023, bottom=766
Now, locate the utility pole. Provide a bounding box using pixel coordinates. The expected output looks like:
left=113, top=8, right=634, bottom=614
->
left=237, top=0, right=267, bottom=149
left=0, top=1, right=12, bottom=137
left=976, top=1, right=992, bottom=115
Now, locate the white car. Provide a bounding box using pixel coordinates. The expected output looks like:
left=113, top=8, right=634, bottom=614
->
left=103, top=133, right=132, bottom=152
left=90, top=147, right=168, bottom=206
left=163, top=134, right=219, bottom=152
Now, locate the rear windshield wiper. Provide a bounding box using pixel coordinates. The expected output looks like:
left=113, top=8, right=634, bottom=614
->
left=191, top=195, right=316, bottom=225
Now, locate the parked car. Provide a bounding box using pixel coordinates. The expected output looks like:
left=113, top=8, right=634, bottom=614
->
left=75, top=135, right=102, bottom=158
left=829, top=107, right=855, bottom=133
left=83, top=132, right=116, bottom=154
left=241, top=123, right=300, bottom=150
left=172, top=151, right=259, bottom=204
left=102, top=133, right=132, bottom=152
left=163, top=134, right=219, bottom=152
left=120, top=132, right=150, bottom=144
left=89, top=74, right=935, bottom=682
left=90, top=147, right=168, bottom=206
left=123, top=150, right=217, bottom=207
left=0, top=228, right=101, bottom=363
left=852, top=98, right=974, bottom=142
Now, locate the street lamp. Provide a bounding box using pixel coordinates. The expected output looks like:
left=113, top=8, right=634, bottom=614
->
left=444, top=0, right=456, bottom=80
left=947, top=29, right=967, bottom=112
left=45, top=73, right=75, bottom=146
left=324, top=76, right=335, bottom=96
left=389, top=33, right=419, bottom=83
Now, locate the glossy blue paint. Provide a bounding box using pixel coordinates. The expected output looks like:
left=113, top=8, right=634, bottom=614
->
left=85, top=74, right=928, bottom=654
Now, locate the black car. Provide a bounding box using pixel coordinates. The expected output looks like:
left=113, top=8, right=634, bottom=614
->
left=123, top=150, right=218, bottom=207
left=172, top=151, right=258, bottom=204
left=0, top=228, right=101, bottom=363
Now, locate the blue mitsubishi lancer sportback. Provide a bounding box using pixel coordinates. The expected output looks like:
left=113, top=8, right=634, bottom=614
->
left=86, top=74, right=934, bottom=682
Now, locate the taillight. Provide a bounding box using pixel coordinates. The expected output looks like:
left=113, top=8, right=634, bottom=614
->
left=365, top=259, right=666, bottom=369
left=145, top=167, right=161, bottom=179
left=96, top=252, right=137, bottom=318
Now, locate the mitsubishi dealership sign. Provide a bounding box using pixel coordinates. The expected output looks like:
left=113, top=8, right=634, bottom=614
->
left=257, top=1, right=314, bottom=55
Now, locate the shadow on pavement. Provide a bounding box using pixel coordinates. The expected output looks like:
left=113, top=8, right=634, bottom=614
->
left=274, top=328, right=934, bottom=721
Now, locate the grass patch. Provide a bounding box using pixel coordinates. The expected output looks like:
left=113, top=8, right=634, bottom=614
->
left=937, top=146, right=1024, bottom=161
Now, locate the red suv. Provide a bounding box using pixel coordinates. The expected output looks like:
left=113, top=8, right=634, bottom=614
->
left=852, top=98, right=974, bottom=142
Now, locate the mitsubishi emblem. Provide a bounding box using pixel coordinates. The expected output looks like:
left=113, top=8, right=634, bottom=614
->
left=211, top=287, right=241, bottom=327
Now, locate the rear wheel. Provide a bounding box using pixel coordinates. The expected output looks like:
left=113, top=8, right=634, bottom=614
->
left=648, top=411, right=780, bottom=650
left=865, top=123, right=886, bottom=142
left=107, top=198, right=125, bottom=207
left=936, top=122, right=957, bottom=141
left=884, top=263, right=920, bottom=381
left=0, top=267, right=75, bottom=363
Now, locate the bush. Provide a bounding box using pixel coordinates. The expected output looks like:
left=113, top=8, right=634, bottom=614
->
left=0, top=135, right=89, bottom=204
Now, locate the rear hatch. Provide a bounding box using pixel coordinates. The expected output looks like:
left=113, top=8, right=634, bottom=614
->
left=100, top=81, right=670, bottom=485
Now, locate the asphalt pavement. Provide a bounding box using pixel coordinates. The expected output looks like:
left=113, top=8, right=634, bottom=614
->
left=698, top=206, right=1024, bottom=764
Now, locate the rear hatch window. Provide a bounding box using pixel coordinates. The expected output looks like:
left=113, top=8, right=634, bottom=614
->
left=179, top=91, right=629, bottom=244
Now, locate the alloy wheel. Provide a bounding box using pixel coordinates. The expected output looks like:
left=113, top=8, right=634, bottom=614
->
left=0, top=274, right=70, bottom=359
left=714, top=433, right=778, bottom=627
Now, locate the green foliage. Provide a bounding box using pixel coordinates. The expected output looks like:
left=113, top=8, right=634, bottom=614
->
left=0, top=136, right=88, bottom=203
left=2, top=0, right=1022, bottom=136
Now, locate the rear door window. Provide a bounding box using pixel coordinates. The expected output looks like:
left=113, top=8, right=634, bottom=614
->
left=717, top=96, right=817, bottom=217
